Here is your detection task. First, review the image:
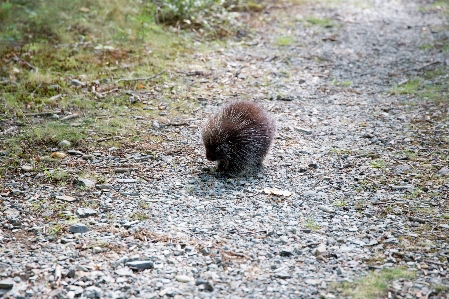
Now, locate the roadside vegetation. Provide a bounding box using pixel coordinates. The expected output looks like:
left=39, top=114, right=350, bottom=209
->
left=0, top=0, right=274, bottom=175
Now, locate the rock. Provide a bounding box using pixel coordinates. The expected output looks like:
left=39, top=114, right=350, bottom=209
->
left=296, top=127, right=313, bottom=135
left=92, top=247, right=102, bottom=254
left=390, top=185, right=413, bottom=192
left=125, top=260, right=154, bottom=270
left=5, top=208, right=20, bottom=218
left=76, top=208, right=97, bottom=218
left=408, top=216, right=426, bottom=223
left=70, top=79, right=85, bottom=86
left=276, top=94, right=295, bottom=101
left=74, top=178, right=96, bottom=189
left=115, top=268, right=133, bottom=276
left=116, top=179, right=137, bottom=183
left=67, top=150, right=84, bottom=156
left=395, top=165, right=410, bottom=174
left=305, top=279, right=321, bottom=285
left=0, top=279, right=14, bottom=289
left=275, top=272, right=292, bottom=279
left=69, top=224, right=89, bottom=234
left=203, top=281, right=214, bottom=292
left=21, top=165, right=33, bottom=172
left=437, top=167, right=449, bottom=176
left=159, top=287, right=182, bottom=297
left=83, top=286, right=102, bottom=298
left=58, top=140, right=71, bottom=148
left=56, top=195, right=77, bottom=202
left=384, top=238, right=399, bottom=244
left=279, top=247, right=294, bottom=257
left=95, top=184, right=112, bottom=190
left=175, top=275, right=192, bottom=283
left=318, top=205, right=334, bottom=213
left=315, top=244, right=327, bottom=256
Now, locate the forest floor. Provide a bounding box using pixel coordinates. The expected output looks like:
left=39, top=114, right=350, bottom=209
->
left=1, top=0, right=448, bottom=298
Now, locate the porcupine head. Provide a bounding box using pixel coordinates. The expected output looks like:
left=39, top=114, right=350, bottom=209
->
left=201, top=101, right=275, bottom=174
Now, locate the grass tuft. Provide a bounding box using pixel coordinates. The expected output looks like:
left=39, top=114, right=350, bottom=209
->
left=338, top=268, right=416, bottom=299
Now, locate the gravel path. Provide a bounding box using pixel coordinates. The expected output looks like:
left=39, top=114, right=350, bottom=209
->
left=1, top=0, right=448, bottom=298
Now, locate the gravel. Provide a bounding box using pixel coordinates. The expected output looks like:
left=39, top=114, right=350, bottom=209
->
left=1, top=0, right=448, bottom=298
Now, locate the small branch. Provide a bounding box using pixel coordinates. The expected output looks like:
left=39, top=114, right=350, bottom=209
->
left=223, top=250, right=250, bottom=259
left=13, top=55, right=38, bottom=72
left=24, top=111, right=64, bottom=117
left=115, top=71, right=165, bottom=84
left=414, top=61, right=440, bottom=71
left=425, top=259, right=447, bottom=266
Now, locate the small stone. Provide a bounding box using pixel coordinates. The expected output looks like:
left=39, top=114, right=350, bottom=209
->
left=117, top=179, right=137, bottom=183
left=74, top=178, right=96, bottom=189
left=56, top=195, right=77, bottom=202
left=315, top=244, right=327, bottom=256
left=318, top=205, right=335, bottom=213
left=279, top=247, right=293, bottom=257
left=408, top=216, right=426, bottom=223
left=204, top=281, right=214, bottom=292
left=395, top=165, right=410, bottom=174
left=159, top=287, right=182, bottom=297
left=115, top=268, right=133, bottom=276
left=83, top=286, right=102, bottom=298
left=70, top=79, right=85, bottom=86
left=0, top=279, right=14, bottom=289
left=390, top=184, right=414, bottom=192
left=296, top=127, right=313, bottom=135
left=305, top=279, right=321, bottom=285
left=304, top=190, right=317, bottom=196
left=95, top=184, right=112, bottom=190
left=437, top=167, right=449, bottom=176
left=276, top=94, right=295, bottom=101
left=439, top=224, right=449, bottom=229
left=69, top=224, right=88, bottom=234
left=76, top=208, right=97, bottom=218
left=175, top=275, right=192, bottom=283
left=67, top=150, right=84, bottom=156
left=125, top=260, right=154, bottom=270
left=92, top=247, right=102, bottom=254
left=384, top=238, right=399, bottom=244
left=279, top=236, right=289, bottom=244
left=21, top=165, right=33, bottom=172
left=275, top=272, right=292, bottom=279
left=59, top=140, right=71, bottom=148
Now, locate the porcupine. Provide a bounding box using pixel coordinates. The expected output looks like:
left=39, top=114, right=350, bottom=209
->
left=201, top=101, right=276, bottom=174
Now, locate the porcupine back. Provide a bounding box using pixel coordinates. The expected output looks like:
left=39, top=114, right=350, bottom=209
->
left=201, top=101, right=275, bottom=174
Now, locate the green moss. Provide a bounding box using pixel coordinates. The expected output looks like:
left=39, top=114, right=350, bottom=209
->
left=338, top=268, right=416, bottom=299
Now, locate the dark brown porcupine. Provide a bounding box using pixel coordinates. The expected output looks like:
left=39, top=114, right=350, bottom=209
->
left=201, top=101, right=276, bottom=174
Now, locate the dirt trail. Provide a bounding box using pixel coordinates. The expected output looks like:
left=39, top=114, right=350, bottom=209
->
left=1, top=0, right=448, bottom=298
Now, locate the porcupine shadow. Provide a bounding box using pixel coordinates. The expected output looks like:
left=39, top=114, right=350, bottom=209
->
left=201, top=101, right=276, bottom=176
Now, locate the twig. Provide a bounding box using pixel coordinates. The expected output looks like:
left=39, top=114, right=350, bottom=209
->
left=425, top=260, right=446, bottom=266
left=30, top=83, right=42, bottom=97
left=13, top=55, right=38, bottom=72
left=60, top=114, right=79, bottom=121
left=414, top=61, right=440, bottom=71
left=115, top=71, right=165, bottom=83
left=223, top=250, right=250, bottom=259
left=24, top=111, right=64, bottom=117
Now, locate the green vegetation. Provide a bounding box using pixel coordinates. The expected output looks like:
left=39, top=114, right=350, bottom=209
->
left=370, top=159, right=386, bottom=169
left=338, top=268, right=416, bottom=299
left=277, top=36, right=294, bottom=46
left=390, top=69, right=449, bottom=104
left=305, top=17, right=332, bottom=26
left=0, top=0, right=272, bottom=173
left=305, top=219, right=321, bottom=231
